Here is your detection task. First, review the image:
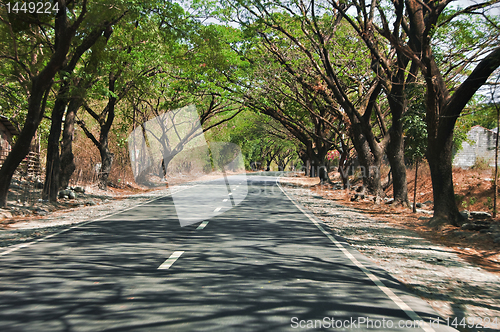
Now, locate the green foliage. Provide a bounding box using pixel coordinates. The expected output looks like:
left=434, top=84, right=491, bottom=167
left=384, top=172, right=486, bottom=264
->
left=485, top=196, right=493, bottom=209
left=402, top=84, right=427, bottom=162
left=453, top=100, right=497, bottom=153
left=456, top=101, right=499, bottom=130
left=461, top=196, right=477, bottom=209
left=205, top=110, right=301, bottom=170
left=1, top=0, right=498, bottom=190
left=433, top=9, right=499, bottom=85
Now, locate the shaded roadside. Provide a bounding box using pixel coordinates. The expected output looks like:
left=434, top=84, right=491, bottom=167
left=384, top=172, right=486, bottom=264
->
left=281, top=180, right=500, bottom=332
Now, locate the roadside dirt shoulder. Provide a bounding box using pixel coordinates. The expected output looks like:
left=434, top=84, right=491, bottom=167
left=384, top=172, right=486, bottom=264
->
left=281, top=181, right=500, bottom=332
left=0, top=188, right=171, bottom=249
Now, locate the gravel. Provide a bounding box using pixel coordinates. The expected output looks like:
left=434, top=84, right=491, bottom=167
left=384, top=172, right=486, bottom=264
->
left=282, top=184, right=500, bottom=332
left=0, top=186, right=185, bottom=249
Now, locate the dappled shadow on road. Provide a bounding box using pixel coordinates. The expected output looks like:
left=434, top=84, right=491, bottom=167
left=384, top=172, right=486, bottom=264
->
left=284, top=184, right=500, bottom=331
left=0, top=178, right=445, bottom=331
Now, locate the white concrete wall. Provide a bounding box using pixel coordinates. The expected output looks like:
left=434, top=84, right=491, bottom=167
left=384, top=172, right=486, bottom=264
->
left=453, top=126, right=498, bottom=168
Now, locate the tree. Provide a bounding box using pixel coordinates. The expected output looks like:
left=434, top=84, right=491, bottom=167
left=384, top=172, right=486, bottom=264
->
left=402, top=84, right=427, bottom=213
left=42, top=20, right=121, bottom=200
left=58, top=28, right=115, bottom=190
left=79, top=71, right=127, bottom=190
left=0, top=0, right=89, bottom=207
left=330, top=0, right=420, bottom=206
left=207, top=5, right=385, bottom=189
left=377, top=0, right=500, bottom=225
left=214, top=0, right=393, bottom=197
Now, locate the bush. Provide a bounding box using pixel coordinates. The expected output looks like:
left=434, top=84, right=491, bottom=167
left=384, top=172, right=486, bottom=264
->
left=471, top=157, right=491, bottom=170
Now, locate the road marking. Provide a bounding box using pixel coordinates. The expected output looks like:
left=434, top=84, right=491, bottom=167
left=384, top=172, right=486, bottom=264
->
left=228, top=193, right=233, bottom=195
left=223, top=199, right=228, bottom=202
left=158, top=251, right=184, bottom=270
left=0, top=185, right=197, bottom=257
left=277, top=179, right=436, bottom=332
left=196, top=221, right=209, bottom=230
left=214, top=207, right=221, bottom=212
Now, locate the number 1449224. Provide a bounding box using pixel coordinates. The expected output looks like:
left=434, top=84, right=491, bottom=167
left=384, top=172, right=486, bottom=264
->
left=6, top=2, right=59, bottom=14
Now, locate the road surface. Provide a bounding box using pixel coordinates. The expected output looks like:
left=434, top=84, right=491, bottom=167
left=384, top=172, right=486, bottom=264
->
left=0, top=174, right=457, bottom=331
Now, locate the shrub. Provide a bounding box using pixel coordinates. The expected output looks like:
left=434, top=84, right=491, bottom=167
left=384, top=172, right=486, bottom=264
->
left=471, top=157, right=490, bottom=170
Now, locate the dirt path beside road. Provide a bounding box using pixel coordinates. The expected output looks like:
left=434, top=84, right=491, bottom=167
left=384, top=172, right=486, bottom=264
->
left=281, top=181, right=500, bottom=332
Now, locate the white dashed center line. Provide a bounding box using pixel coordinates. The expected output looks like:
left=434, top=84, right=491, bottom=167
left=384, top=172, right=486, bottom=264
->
left=158, top=251, right=184, bottom=270
left=223, top=199, right=228, bottom=202
left=214, top=207, right=221, bottom=212
left=197, top=220, right=209, bottom=230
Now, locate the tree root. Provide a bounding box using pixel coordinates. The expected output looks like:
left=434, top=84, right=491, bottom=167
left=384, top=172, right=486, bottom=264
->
left=427, top=213, right=466, bottom=228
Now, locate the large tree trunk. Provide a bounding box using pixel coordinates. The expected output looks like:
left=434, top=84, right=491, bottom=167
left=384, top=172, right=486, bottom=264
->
left=43, top=87, right=69, bottom=201
left=426, top=131, right=463, bottom=226
left=400, top=1, right=500, bottom=226
left=98, top=144, right=114, bottom=190
left=0, top=83, right=51, bottom=206
left=97, top=106, right=115, bottom=190
left=59, top=98, right=81, bottom=189
left=350, top=121, right=385, bottom=198
left=310, top=151, right=330, bottom=184
left=425, top=49, right=500, bottom=226
left=161, top=155, right=174, bottom=178
left=0, top=1, right=82, bottom=207
left=384, top=57, right=415, bottom=206
left=316, top=159, right=329, bottom=184
left=424, top=63, right=464, bottom=227
left=59, top=26, right=115, bottom=189
left=386, top=104, right=409, bottom=206
left=338, top=149, right=350, bottom=189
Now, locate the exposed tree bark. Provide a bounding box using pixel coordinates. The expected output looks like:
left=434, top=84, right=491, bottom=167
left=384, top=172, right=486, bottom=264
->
left=343, top=83, right=387, bottom=198
left=79, top=72, right=118, bottom=190
left=338, top=145, right=352, bottom=189
left=58, top=26, right=115, bottom=190
left=385, top=72, right=411, bottom=206
left=493, top=87, right=499, bottom=218
left=426, top=133, right=461, bottom=224
left=421, top=32, right=500, bottom=226
left=0, top=0, right=87, bottom=207
left=298, top=149, right=309, bottom=176
left=382, top=169, right=393, bottom=191
left=384, top=59, right=419, bottom=206
left=374, top=0, right=500, bottom=225
left=43, top=23, right=119, bottom=200
left=349, top=119, right=385, bottom=198
left=432, top=43, right=498, bottom=225
left=59, top=97, right=82, bottom=189
left=413, top=159, right=419, bottom=213
left=97, top=130, right=115, bottom=190
left=43, top=85, right=69, bottom=200
left=331, top=0, right=414, bottom=205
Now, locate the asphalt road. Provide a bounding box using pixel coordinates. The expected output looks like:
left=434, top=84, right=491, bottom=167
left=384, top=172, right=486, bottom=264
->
left=0, top=174, right=457, bottom=331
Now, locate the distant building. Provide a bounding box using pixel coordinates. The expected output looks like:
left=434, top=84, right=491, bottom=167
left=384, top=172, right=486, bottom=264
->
left=453, top=125, right=499, bottom=168
left=0, top=115, right=19, bottom=166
